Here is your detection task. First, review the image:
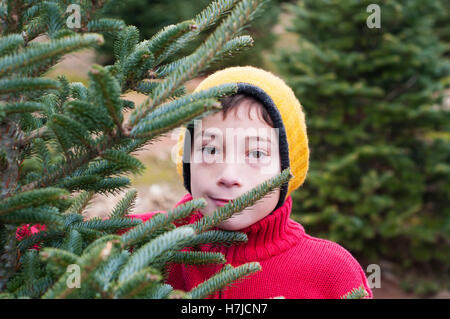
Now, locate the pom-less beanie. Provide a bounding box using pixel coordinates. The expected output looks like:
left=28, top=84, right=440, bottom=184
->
left=175, top=66, right=309, bottom=210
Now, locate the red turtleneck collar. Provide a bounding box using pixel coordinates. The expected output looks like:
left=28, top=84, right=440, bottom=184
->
left=172, top=193, right=305, bottom=263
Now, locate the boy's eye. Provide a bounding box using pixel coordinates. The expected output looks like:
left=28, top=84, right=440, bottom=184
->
left=202, top=146, right=218, bottom=155
left=248, top=150, right=267, bottom=159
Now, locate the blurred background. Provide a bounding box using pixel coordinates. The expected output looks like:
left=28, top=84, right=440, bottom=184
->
left=44, top=0, right=449, bottom=298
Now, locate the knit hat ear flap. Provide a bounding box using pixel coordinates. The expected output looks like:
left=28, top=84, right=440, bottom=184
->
left=175, top=66, right=309, bottom=208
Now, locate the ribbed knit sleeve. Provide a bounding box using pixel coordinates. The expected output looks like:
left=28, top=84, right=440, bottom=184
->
left=298, top=234, right=373, bottom=299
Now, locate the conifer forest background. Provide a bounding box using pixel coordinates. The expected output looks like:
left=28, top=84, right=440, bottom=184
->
left=0, top=0, right=449, bottom=299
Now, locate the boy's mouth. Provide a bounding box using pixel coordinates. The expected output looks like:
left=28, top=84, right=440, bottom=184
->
left=209, top=196, right=233, bottom=207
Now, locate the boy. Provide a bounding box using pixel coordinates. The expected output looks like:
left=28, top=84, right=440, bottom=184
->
left=17, top=66, right=372, bottom=299
left=130, top=66, right=373, bottom=299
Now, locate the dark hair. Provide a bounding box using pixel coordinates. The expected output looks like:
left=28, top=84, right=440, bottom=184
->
left=220, top=93, right=274, bottom=127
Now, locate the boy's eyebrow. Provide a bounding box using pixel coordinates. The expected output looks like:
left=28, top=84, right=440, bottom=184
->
left=246, top=135, right=271, bottom=144
left=195, top=130, right=271, bottom=144
left=194, top=130, right=215, bottom=139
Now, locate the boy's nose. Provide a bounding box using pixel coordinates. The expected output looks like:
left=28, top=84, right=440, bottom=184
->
left=216, top=165, right=243, bottom=188
left=217, top=176, right=242, bottom=188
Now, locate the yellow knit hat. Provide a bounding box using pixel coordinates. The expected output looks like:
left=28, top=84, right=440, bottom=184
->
left=175, top=66, right=309, bottom=208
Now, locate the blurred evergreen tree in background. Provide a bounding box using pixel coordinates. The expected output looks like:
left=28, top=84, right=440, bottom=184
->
left=273, top=0, right=450, bottom=283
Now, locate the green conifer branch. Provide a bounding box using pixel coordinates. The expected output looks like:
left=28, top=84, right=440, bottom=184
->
left=63, top=100, right=114, bottom=133
left=108, top=189, right=138, bottom=219
left=0, top=101, right=47, bottom=116
left=50, top=114, right=94, bottom=150
left=100, top=150, right=145, bottom=175
left=87, top=18, right=126, bottom=34
left=0, top=205, right=63, bottom=225
left=182, top=230, right=248, bottom=248
left=117, top=226, right=195, bottom=283
left=128, top=0, right=265, bottom=127
left=0, top=187, right=69, bottom=216
left=0, top=34, right=104, bottom=77
left=216, top=35, right=254, bottom=60
left=193, top=168, right=293, bottom=233
left=70, top=82, right=89, bottom=100
left=0, top=77, right=60, bottom=95
left=146, top=283, right=173, bottom=299
left=86, top=176, right=131, bottom=195
left=152, top=0, right=241, bottom=67
left=130, top=98, right=222, bottom=138
left=1, top=0, right=274, bottom=299
left=93, top=250, right=129, bottom=292
left=170, top=251, right=226, bottom=265
left=71, top=218, right=141, bottom=233
left=340, top=285, right=369, bottom=299
left=17, top=229, right=63, bottom=252
left=120, top=198, right=206, bottom=248
left=30, top=138, right=51, bottom=166
left=186, top=262, right=261, bottom=299
left=88, top=65, right=124, bottom=132
left=82, top=235, right=122, bottom=257
left=120, top=45, right=155, bottom=90
left=40, top=247, right=81, bottom=274
left=139, top=83, right=238, bottom=120
left=42, top=239, right=118, bottom=299
left=114, top=266, right=161, bottom=299
left=60, top=229, right=83, bottom=255
left=148, top=20, right=197, bottom=64
left=20, top=133, right=122, bottom=192
left=65, top=190, right=95, bottom=215
left=113, top=26, right=140, bottom=61
left=0, top=34, right=25, bottom=56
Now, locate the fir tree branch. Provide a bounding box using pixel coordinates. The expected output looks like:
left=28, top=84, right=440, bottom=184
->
left=65, top=191, right=96, bottom=215
left=42, top=238, right=118, bottom=299
left=193, top=168, right=293, bottom=233
left=128, top=0, right=266, bottom=127
left=114, top=266, right=161, bottom=299
left=117, top=226, right=195, bottom=283
left=108, top=189, right=138, bottom=219
left=0, top=34, right=104, bottom=77
left=186, top=262, right=261, bottom=299
left=17, top=126, right=49, bottom=148
left=0, top=187, right=69, bottom=216
left=170, top=251, right=226, bottom=265
left=0, top=77, right=60, bottom=95
left=146, top=283, right=172, bottom=299
left=120, top=198, right=206, bottom=248
left=182, top=230, right=248, bottom=248
left=129, top=98, right=222, bottom=139
left=88, top=64, right=124, bottom=134
left=0, top=34, right=25, bottom=57
left=340, top=285, right=369, bottom=299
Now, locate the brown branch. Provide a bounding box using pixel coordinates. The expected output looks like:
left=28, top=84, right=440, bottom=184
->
left=17, top=126, right=49, bottom=148
left=385, top=76, right=418, bottom=101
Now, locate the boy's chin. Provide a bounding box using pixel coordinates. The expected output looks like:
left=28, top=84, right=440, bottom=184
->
left=216, top=219, right=248, bottom=231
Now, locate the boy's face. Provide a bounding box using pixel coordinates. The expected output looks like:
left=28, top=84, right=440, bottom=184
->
left=189, top=99, right=281, bottom=231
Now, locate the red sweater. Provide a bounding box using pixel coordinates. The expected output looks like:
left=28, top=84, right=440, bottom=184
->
left=127, top=193, right=373, bottom=299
